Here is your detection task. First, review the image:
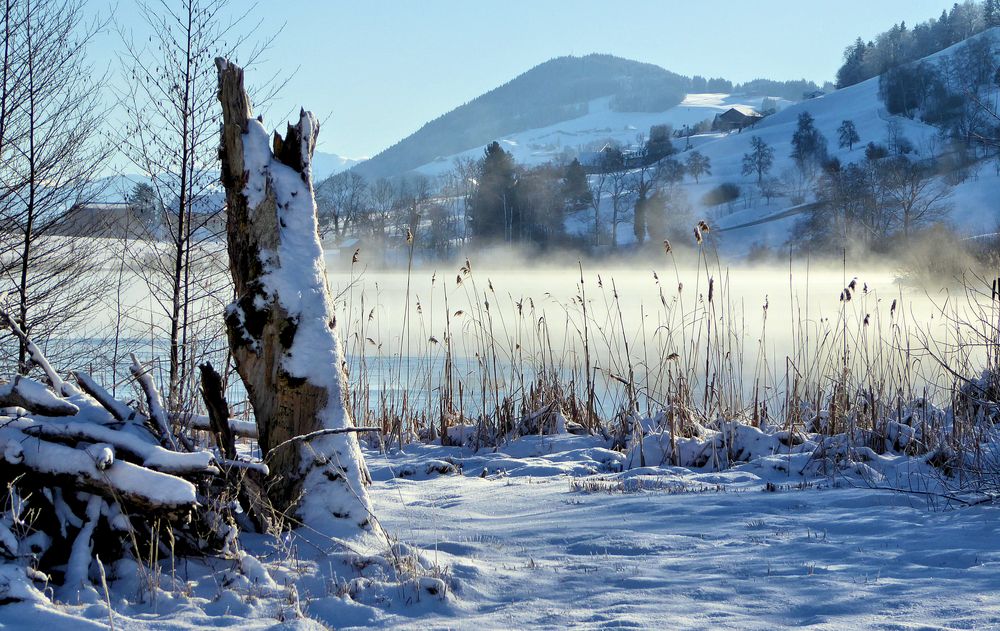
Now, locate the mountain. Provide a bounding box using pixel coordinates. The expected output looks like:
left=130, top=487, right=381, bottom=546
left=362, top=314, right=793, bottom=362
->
left=312, top=151, right=363, bottom=180
left=351, top=54, right=693, bottom=179
left=406, top=92, right=793, bottom=179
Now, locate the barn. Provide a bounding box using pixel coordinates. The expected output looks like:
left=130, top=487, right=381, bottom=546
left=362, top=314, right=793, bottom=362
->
left=712, top=106, right=764, bottom=132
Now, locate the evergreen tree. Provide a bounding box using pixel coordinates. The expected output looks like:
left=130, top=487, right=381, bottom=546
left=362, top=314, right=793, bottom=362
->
left=645, top=124, right=674, bottom=162
left=470, top=141, right=516, bottom=242
left=836, top=38, right=868, bottom=88
left=127, top=182, right=162, bottom=235
left=561, top=158, right=592, bottom=210
left=837, top=120, right=860, bottom=151
left=685, top=151, right=711, bottom=183
left=934, top=9, right=952, bottom=48
left=742, top=136, right=774, bottom=184
left=791, top=112, right=829, bottom=176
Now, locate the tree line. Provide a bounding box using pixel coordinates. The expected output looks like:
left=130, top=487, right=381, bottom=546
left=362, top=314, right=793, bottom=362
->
left=315, top=124, right=711, bottom=256
left=836, top=0, right=1000, bottom=89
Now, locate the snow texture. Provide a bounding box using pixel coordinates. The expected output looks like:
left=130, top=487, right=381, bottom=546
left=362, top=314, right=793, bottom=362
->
left=8, top=433, right=1000, bottom=629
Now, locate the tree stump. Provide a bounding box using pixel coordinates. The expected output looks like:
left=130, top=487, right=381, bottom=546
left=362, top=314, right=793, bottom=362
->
left=215, top=58, right=376, bottom=538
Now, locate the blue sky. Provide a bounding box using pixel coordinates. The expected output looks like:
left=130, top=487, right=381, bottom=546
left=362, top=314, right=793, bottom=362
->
left=90, top=0, right=957, bottom=159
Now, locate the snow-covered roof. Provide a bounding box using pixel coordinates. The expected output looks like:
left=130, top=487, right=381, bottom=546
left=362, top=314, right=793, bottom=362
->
left=719, top=105, right=762, bottom=118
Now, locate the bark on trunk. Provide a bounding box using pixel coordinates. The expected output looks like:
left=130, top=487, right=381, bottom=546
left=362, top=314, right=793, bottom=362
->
left=215, top=58, right=376, bottom=537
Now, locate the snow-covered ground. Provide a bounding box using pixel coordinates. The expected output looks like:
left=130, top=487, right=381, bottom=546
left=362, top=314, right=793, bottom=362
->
left=9, top=433, right=1000, bottom=630
left=370, top=439, right=1000, bottom=630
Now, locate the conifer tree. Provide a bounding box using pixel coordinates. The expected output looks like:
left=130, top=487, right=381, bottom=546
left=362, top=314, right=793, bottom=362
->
left=791, top=112, right=829, bottom=177
left=470, top=141, right=516, bottom=242
left=561, top=158, right=592, bottom=210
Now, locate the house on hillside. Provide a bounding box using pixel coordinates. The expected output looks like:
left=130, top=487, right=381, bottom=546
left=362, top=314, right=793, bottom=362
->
left=712, top=106, right=764, bottom=132
left=579, top=143, right=647, bottom=173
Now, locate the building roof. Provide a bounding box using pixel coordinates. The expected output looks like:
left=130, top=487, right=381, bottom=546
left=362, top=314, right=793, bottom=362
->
left=719, top=106, right=762, bottom=119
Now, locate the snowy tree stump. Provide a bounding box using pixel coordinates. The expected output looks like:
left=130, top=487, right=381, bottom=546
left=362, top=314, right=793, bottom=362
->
left=216, top=58, right=377, bottom=537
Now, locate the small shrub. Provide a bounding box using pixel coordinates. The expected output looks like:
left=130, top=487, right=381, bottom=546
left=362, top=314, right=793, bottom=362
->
left=701, top=182, right=740, bottom=207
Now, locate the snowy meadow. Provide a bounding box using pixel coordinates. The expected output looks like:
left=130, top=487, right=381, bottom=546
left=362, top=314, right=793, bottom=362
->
left=4, top=0, right=1000, bottom=628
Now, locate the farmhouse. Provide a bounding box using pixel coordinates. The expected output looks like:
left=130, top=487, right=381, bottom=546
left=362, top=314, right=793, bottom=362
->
left=713, top=106, right=764, bottom=132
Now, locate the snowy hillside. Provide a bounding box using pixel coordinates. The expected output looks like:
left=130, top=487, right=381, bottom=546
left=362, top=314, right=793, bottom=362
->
left=312, top=151, right=364, bottom=180
left=657, top=27, right=1000, bottom=254
left=410, top=93, right=794, bottom=178
left=399, top=28, right=1000, bottom=256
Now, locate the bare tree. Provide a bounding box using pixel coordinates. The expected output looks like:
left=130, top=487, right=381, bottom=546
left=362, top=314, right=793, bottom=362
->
left=117, top=0, right=270, bottom=411
left=607, top=168, right=634, bottom=247
left=587, top=168, right=607, bottom=247
left=316, top=170, right=367, bottom=239
left=449, top=156, right=477, bottom=243
left=366, top=176, right=397, bottom=242
left=882, top=157, right=952, bottom=240
left=0, top=0, right=113, bottom=374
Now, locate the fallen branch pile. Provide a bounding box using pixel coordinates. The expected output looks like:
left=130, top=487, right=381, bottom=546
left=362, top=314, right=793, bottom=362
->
left=0, top=310, right=268, bottom=603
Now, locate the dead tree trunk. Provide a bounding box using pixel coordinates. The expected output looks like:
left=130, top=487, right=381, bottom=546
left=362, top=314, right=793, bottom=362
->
left=215, top=58, right=377, bottom=538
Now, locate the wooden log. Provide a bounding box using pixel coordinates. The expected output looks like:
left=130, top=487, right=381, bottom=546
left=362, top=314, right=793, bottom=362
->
left=182, top=414, right=258, bottom=440
left=18, top=420, right=218, bottom=476
left=129, top=354, right=179, bottom=451
left=73, top=371, right=133, bottom=422
left=0, top=376, right=78, bottom=417
left=0, top=430, right=197, bottom=514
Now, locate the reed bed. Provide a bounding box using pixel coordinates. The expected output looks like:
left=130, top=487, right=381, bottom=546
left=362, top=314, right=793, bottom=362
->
left=336, top=233, right=1000, bottom=478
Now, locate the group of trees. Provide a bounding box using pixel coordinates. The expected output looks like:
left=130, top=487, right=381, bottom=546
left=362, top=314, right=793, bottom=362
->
left=732, top=112, right=954, bottom=252
left=585, top=141, right=702, bottom=246
left=796, top=148, right=952, bottom=250
left=315, top=149, right=587, bottom=256
left=467, top=143, right=588, bottom=246
left=316, top=170, right=435, bottom=248
left=878, top=35, right=997, bottom=150
left=836, top=0, right=999, bottom=88
left=686, top=76, right=825, bottom=101
left=320, top=128, right=708, bottom=254
left=741, top=114, right=858, bottom=190
left=735, top=109, right=955, bottom=249
left=0, top=0, right=270, bottom=417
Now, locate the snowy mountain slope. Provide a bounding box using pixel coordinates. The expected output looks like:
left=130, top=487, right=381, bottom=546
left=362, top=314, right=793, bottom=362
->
left=352, top=54, right=699, bottom=179
left=312, top=151, right=363, bottom=180
left=410, top=93, right=794, bottom=178
left=670, top=28, right=1000, bottom=253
